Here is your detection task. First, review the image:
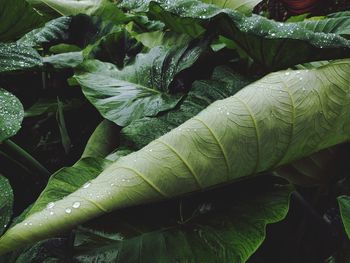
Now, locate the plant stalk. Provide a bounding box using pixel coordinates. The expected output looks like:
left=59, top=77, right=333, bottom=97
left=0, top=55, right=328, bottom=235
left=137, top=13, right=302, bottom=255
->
left=0, top=140, right=50, bottom=178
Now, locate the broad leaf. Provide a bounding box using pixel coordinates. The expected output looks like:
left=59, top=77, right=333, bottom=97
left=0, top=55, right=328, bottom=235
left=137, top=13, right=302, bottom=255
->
left=338, top=195, right=350, bottom=239
left=0, top=0, right=45, bottom=42
left=119, top=0, right=260, bottom=14
left=17, top=17, right=72, bottom=48
left=27, top=0, right=110, bottom=16
left=135, top=30, right=191, bottom=49
left=146, top=0, right=350, bottom=70
left=18, top=15, right=115, bottom=49
left=121, top=66, right=252, bottom=149
left=0, top=89, right=24, bottom=142
left=2, top=60, right=350, bottom=253
left=73, top=180, right=292, bottom=263
left=75, top=43, right=207, bottom=126
left=0, top=175, right=13, bottom=236
left=7, top=178, right=292, bottom=263
left=26, top=157, right=112, bottom=217
left=24, top=98, right=83, bottom=118
left=43, top=52, right=84, bottom=69
left=202, top=0, right=260, bottom=14
left=83, top=27, right=142, bottom=68
left=0, top=44, right=43, bottom=73
left=82, top=120, right=120, bottom=159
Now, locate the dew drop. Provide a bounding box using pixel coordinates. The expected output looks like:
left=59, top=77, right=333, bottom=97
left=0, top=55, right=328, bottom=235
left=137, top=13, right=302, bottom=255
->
left=83, top=182, right=91, bottom=189
left=47, top=202, right=55, bottom=209
left=49, top=211, right=54, bottom=216
left=65, top=208, right=72, bottom=214
left=285, top=72, right=290, bottom=76
left=72, top=202, right=81, bottom=209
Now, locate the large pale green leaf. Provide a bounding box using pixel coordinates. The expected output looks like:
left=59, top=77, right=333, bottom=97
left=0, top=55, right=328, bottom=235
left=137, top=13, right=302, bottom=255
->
left=75, top=43, right=207, bottom=126
left=0, top=0, right=45, bottom=42
left=0, top=44, right=43, bottom=73
left=27, top=158, right=112, bottom=217
left=26, top=0, right=110, bottom=16
left=338, top=195, right=350, bottom=239
left=82, top=120, right=120, bottom=159
left=2, top=60, right=350, bottom=253
left=145, top=0, right=350, bottom=70
left=0, top=89, right=24, bottom=142
left=121, top=66, right=252, bottom=150
left=7, top=178, right=292, bottom=263
left=0, top=175, right=13, bottom=236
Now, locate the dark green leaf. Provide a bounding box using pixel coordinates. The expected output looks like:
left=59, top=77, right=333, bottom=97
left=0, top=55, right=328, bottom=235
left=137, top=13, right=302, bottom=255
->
left=75, top=43, right=207, bottom=126
left=338, top=195, right=350, bottom=239
left=17, top=17, right=72, bottom=48
left=83, top=27, right=141, bottom=69
left=24, top=98, right=83, bottom=118
left=0, top=44, right=43, bottom=73
left=146, top=0, right=350, bottom=70
left=74, top=180, right=292, bottom=263
left=0, top=175, right=13, bottom=236
left=0, top=89, right=24, bottom=142
left=56, top=98, right=72, bottom=154
left=0, top=0, right=46, bottom=42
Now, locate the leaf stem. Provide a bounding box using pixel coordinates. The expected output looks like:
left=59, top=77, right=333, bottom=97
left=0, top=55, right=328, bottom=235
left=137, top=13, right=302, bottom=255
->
left=0, top=140, right=50, bottom=178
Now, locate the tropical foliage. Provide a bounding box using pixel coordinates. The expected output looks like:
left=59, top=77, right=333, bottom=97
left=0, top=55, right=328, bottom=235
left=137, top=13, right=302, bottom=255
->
left=1, top=0, right=350, bottom=262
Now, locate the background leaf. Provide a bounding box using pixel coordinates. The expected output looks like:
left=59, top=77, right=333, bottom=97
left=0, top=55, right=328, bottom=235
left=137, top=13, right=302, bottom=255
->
left=0, top=0, right=46, bottom=42
left=338, top=195, right=350, bottom=239
left=0, top=89, right=24, bottom=142
left=73, top=180, right=292, bottom=263
left=26, top=0, right=110, bottom=16
left=147, top=0, right=350, bottom=70
left=202, top=0, right=261, bottom=14
left=75, top=43, right=208, bottom=126
left=0, top=44, right=43, bottom=73
left=82, top=120, right=120, bottom=159
left=120, top=66, right=252, bottom=150
left=17, top=17, right=72, bottom=48
left=0, top=175, right=13, bottom=236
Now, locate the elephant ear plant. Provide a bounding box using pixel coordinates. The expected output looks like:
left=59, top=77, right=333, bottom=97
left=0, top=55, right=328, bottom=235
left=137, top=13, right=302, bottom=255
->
left=1, top=59, right=350, bottom=254
left=2, top=0, right=350, bottom=261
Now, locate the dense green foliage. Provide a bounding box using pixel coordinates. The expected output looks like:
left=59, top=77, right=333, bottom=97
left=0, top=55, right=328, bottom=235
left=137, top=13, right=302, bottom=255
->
left=1, top=0, right=350, bottom=262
